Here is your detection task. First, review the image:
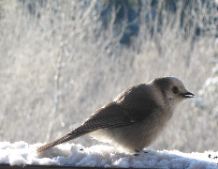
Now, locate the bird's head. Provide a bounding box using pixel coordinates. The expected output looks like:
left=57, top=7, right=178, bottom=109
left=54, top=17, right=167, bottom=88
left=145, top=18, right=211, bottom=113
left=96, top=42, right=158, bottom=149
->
left=152, top=77, right=194, bottom=108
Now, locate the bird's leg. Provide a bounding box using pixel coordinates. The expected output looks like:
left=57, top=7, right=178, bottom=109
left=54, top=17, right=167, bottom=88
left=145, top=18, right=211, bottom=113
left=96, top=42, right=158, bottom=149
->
left=143, top=150, right=149, bottom=153
left=133, top=149, right=150, bottom=156
left=133, top=149, right=141, bottom=156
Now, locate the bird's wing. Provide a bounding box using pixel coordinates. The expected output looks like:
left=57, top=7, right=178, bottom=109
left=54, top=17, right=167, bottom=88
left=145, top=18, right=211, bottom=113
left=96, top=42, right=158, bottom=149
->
left=37, top=102, right=145, bottom=153
left=80, top=102, right=137, bottom=131
left=80, top=97, right=160, bottom=133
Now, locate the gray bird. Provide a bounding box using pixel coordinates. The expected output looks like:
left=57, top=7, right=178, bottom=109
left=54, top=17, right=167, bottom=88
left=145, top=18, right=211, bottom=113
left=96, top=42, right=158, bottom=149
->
left=37, top=77, right=194, bottom=154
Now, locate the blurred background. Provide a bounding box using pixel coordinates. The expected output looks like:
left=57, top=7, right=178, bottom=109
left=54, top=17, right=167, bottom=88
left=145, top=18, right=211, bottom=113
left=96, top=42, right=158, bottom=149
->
left=0, top=0, right=217, bottom=152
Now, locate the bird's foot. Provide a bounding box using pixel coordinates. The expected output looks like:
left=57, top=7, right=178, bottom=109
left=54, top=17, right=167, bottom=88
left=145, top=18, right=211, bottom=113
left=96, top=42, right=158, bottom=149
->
left=133, top=153, right=140, bottom=156
left=143, top=150, right=149, bottom=153
left=133, top=149, right=142, bottom=156
left=133, top=149, right=150, bottom=156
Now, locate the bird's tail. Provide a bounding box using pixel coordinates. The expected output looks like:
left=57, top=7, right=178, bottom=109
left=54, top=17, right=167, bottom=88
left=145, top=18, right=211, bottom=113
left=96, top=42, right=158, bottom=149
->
left=37, top=127, right=87, bottom=154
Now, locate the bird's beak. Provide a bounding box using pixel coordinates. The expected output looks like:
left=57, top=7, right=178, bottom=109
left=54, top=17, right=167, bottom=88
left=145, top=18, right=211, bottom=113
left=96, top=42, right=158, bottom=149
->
left=181, top=91, right=195, bottom=98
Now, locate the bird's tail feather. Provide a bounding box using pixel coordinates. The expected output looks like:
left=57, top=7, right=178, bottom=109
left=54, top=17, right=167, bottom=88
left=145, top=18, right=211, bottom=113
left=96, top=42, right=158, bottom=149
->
left=37, top=128, right=87, bottom=154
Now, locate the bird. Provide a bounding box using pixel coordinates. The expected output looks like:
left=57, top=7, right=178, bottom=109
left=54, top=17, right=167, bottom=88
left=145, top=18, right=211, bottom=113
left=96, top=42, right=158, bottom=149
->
left=37, top=77, right=194, bottom=154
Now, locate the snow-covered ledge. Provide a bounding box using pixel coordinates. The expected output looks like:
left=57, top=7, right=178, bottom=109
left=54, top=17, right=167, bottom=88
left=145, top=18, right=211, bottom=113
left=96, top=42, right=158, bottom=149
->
left=0, top=142, right=217, bottom=169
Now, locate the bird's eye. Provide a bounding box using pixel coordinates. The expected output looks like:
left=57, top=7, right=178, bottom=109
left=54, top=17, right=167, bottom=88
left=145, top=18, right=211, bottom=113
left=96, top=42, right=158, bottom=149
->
left=172, top=86, right=179, bottom=94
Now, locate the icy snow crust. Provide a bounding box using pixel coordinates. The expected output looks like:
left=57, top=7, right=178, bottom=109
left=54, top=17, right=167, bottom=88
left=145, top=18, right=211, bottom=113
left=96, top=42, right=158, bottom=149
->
left=0, top=142, right=217, bottom=168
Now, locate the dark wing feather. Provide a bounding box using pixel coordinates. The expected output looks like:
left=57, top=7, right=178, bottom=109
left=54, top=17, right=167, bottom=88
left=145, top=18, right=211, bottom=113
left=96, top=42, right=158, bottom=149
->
left=80, top=102, right=136, bottom=130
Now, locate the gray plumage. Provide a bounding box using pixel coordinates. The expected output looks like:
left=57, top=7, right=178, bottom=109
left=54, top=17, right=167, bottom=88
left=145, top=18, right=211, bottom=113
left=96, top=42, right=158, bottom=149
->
left=37, top=77, right=194, bottom=153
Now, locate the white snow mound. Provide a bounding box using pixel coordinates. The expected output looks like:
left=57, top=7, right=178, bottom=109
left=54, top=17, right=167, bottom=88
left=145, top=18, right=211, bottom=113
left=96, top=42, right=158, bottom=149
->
left=0, top=141, right=217, bottom=169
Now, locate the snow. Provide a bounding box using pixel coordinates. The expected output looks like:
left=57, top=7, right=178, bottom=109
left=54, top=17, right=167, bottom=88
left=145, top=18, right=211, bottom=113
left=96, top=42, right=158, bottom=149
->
left=0, top=142, right=217, bottom=169
left=194, top=66, right=218, bottom=118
